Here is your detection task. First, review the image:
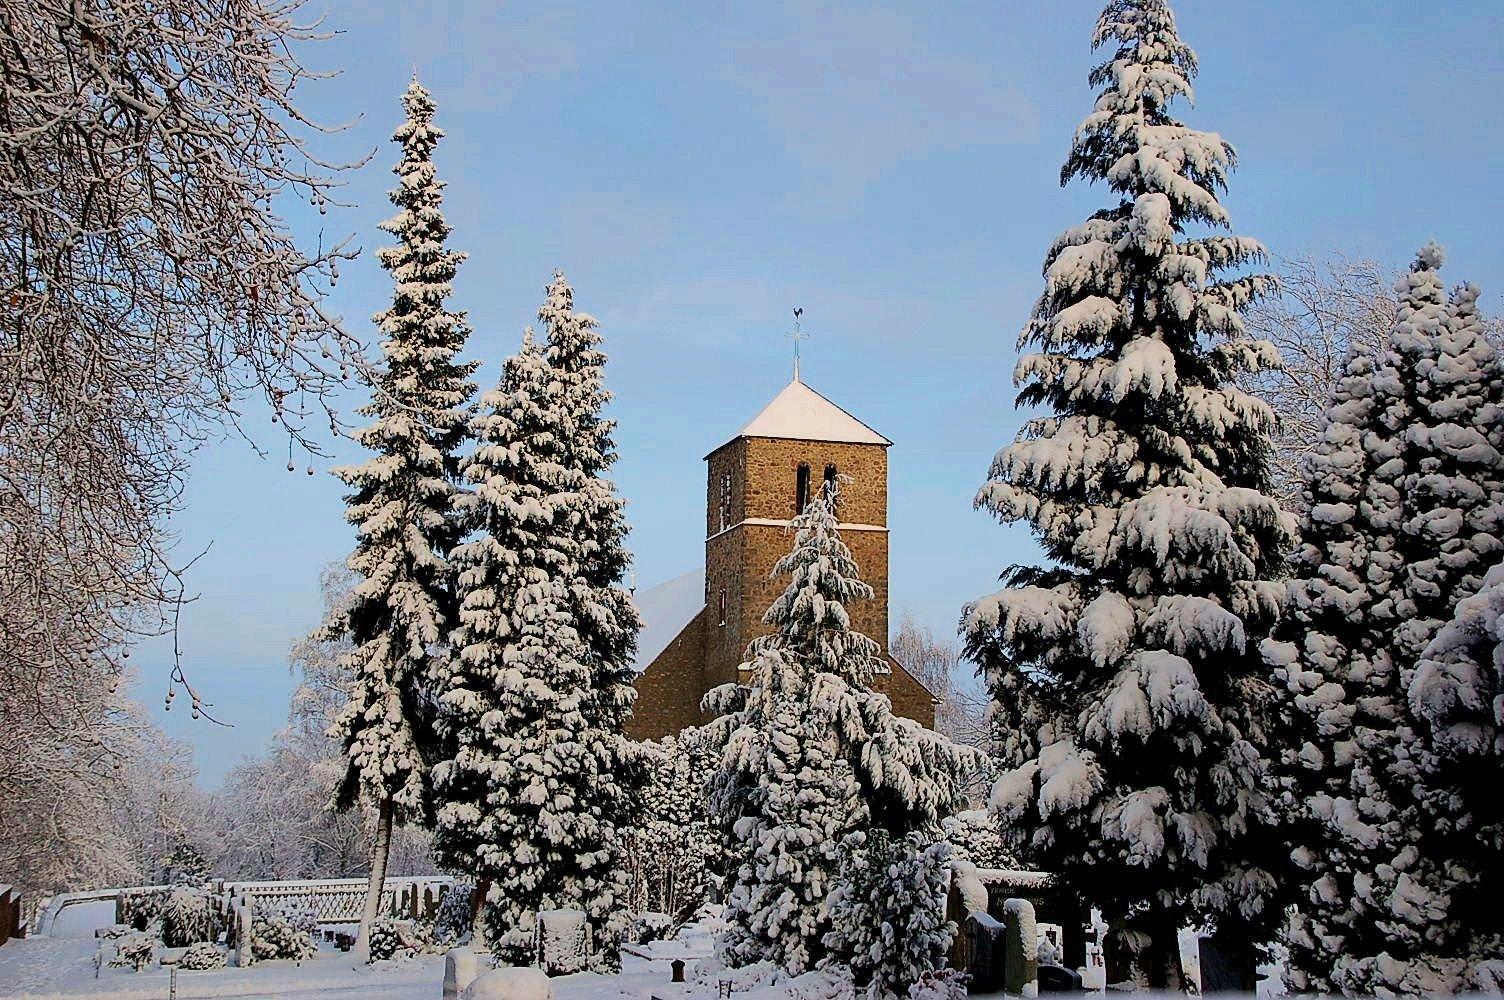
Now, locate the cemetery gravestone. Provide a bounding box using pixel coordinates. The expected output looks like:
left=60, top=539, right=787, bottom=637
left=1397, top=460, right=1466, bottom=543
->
left=963, top=913, right=1005, bottom=993
left=1003, top=898, right=1040, bottom=997
left=535, top=909, right=590, bottom=976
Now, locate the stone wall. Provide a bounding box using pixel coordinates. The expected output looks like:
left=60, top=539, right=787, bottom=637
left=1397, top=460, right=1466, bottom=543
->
left=703, top=435, right=890, bottom=688
left=877, top=654, right=937, bottom=728
left=629, top=427, right=934, bottom=739
left=625, top=610, right=708, bottom=742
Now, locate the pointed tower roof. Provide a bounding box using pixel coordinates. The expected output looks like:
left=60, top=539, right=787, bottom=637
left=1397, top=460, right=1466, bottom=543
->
left=713, top=378, right=891, bottom=454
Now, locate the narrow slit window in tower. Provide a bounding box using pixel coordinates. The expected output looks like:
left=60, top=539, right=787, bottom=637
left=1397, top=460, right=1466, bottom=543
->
left=824, top=464, right=838, bottom=508
left=795, top=463, right=811, bottom=514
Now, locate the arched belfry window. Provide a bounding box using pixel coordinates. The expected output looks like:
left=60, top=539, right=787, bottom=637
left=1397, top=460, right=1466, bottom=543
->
left=795, top=463, right=811, bottom=515
left=719, top=471, right=732, bottom=532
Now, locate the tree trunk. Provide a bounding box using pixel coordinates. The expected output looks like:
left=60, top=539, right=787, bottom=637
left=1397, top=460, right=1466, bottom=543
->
left=1146, top=898, right=1187, bottom=993
left=469, top=877, right=491, bottom=947
left=353, top=796, right=394, bottom=965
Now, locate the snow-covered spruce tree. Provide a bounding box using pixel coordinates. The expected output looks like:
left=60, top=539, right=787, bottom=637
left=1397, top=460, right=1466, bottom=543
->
left=963, top=1, right=1294, bottom=988
left=824, top=831, right=954, bottom=1000
left=325, top=77, right=477, bottom=962
left=429, top=328, right=554, bottom=954
left=537, top=272, right=645, bottom=968
left=432, top=274, right=641, bottom=968
left=1413, top=553, right=1504, bottom=992
left=707, top=484, right=969, bottom=975
left=1269, top=252, right=1504, bottom=994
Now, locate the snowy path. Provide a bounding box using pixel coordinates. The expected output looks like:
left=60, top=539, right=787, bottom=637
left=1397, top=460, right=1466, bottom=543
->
left=0, top=932, right=700, bottom=1000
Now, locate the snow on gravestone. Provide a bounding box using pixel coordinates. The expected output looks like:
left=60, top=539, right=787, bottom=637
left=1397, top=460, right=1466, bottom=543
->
left=444, top=947, right=483, bottom=1000
left=462, top=967, right=552, bottom=1000
left=1003, top=898, right=1039, bottom=998
left=535, top=909, right=590, bottom=976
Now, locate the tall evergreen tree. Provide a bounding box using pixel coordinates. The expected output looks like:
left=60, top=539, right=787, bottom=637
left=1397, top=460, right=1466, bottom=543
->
left=325, top=77, right=477, bottom=961
left=1413, top=551, right=1504, bottom=994
left=536, top=272, right=644, bottom=968
left=709, top=484, right=969, bottom=975
left=1270, top=251, right=1504, bottom=994
left=432, top=274, right=640, bottom=968
left=963, top=1, right=1293, bottom=986
left=430, top=328, right=554, bottom=949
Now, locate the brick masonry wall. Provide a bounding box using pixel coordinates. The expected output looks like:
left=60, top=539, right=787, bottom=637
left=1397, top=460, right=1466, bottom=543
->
left=625, top=609, right=708, bottom=742
left=629, top=429, right=934, bottom=739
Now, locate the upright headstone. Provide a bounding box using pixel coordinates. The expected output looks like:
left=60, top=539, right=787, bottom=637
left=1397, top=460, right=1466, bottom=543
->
left=444, top=946, right=483, bottom=1000
left=1037, top=964, right=1084, bottom=993
left=232, top=895, right=254, bottom=968
left=1003, top=898, right=1040, bottom=998
left=963, top=913, right=1005, bottom=992
left=535, top=909, right=590, bottom=976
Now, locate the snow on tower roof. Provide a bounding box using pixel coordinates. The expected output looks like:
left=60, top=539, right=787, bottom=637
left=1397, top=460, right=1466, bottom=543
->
left=718, top=378, right=891, bottom=452
left=631, top=567, right=706, bottom=673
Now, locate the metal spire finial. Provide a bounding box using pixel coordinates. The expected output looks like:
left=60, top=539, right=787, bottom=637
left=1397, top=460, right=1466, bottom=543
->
left=789, top=307, right=807, bottom=382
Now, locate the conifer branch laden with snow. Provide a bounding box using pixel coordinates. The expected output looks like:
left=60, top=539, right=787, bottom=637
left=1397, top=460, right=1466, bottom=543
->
left=324, top=78, right=477, bottom=963
left=708, top=483, right=970, bottom=977
left=964, top=0, right=1294, bottom=986
left=432, top=272, right=641, bottom=969
left=1267, top=247, right=1504, bottom=994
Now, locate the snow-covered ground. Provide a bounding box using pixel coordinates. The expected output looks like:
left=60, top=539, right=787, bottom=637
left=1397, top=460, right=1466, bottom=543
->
left=0, top=931, right=721, bottom=1000
left=3, top=900, right=1286, bottom=1000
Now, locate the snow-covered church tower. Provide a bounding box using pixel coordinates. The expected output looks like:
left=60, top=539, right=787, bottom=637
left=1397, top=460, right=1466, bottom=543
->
left=627, top=375, right=936, bottom=740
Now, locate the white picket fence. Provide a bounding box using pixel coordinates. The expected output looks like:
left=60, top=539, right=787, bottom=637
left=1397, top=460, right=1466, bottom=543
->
left=35, top=875, right=457, bottom=936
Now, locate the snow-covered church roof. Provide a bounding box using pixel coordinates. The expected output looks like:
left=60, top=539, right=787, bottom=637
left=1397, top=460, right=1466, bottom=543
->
left=721, top=377, right=891, bottom=450
left=631, top=567, right=706, bottom=673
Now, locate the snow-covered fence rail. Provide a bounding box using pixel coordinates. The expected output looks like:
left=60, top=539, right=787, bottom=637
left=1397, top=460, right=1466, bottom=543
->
left=35, top=876, right=457, bottom=936
left=220, top=876, right=456, bottom=926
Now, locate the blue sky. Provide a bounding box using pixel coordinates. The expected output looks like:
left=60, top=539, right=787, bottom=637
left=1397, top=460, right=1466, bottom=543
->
left=140, top=1, right=1504, bottom=784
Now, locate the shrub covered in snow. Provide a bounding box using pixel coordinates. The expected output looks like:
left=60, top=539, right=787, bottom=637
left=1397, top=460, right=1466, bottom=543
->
left=160, top=885, right=217, bottom=947
left=963, top=0, right=1294, bottom=987
left=368, top=917, right=441, bottom=961
left=177, top=942, right=228, bottom=971
left=905, top=969, right=968, bottom=1000
left=117, top=889, right=165, bottom=932
left=432, top=880, right=475, bottom=945
left=250, top=900, right=319, bottom=962
left=109, top=933, right=156, bottom=972
left=160, top=842, right=211, bottom=886
left=824, top=832, right=955, bottom=1000
left=622, top=727, right=727, bottom=923
left=940, top=809, right=1015, bottom=870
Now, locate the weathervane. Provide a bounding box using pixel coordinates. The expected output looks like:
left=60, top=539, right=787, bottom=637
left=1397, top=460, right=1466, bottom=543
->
left=789, top=307, right=807, bottom=382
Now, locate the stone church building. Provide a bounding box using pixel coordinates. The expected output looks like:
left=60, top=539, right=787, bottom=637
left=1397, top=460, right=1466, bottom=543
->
left=626, top=375, right=938, bottom=741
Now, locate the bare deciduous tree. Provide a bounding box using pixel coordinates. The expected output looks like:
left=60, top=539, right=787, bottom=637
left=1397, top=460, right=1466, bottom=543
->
left=0, top=0, right=361, bottom=902
left=1244, top=253, right=1503, bottom=509
left=890, top=613, right=992, bottom=800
